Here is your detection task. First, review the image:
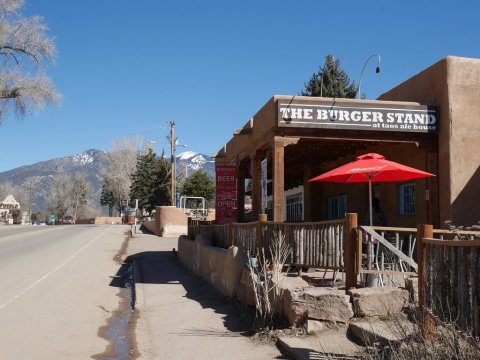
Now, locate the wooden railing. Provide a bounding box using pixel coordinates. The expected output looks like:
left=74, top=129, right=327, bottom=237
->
left=188, top=215, right=345, bottom=270
left=356, top=226, right=418, bottom=287
left=232, top=221, right=257, bottom=253
left=418, top=226, right=480, bottom=338
left=264, top=220, right=345, bottom=269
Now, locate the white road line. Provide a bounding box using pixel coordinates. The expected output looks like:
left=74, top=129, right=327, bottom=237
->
left=0, top=227, right=112, bottom=311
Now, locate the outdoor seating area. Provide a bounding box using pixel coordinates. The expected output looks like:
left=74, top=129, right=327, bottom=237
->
left=186, top=215, right=480, bottom=339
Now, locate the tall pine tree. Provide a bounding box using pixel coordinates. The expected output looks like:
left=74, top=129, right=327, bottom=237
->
left=130, top=149, right=170, bottom=215
left=181, top=170, right=215, bottom=208
left=301, top=55, right=357, bottom=98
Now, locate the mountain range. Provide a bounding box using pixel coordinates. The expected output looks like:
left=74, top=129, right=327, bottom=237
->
left=0, top=149, right=215, bottom=216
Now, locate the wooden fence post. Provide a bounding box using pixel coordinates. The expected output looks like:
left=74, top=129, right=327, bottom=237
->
left=257, top=214, right=267, bottom=261
left=417, top=223, right=435, bottom=341
left=417, top=224, right=433, bottom=309
left=345, top=213, right=358, bottom=292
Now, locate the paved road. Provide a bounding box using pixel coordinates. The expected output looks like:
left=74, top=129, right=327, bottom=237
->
left=0, top=224, right=128, bottom=359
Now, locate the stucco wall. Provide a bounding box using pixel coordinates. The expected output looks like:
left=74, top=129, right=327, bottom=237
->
left=155, top=206, right=188, bottom=237
left=178, top=234, right=246, bottom=297
left=379, top=56, right=480, bottom=226
left=142, top=219, right=156, bottom=234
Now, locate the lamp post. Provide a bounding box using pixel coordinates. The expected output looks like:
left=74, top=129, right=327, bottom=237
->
left=169, top=121, right=187, bottom=207
left=356, top=54, right=381, bottom=99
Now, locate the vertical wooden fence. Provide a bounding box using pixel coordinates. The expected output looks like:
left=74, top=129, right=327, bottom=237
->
left=188, top=215, right=345, bottom=271
left=263, top=219, right=345, bottom=269
left=418, top=226, right=480, bottom=338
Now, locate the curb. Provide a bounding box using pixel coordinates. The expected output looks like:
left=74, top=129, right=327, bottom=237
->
left=276, top=336, right=306, bottom=360
left=131, top=258, right=145, bottom=311
left=276, top=335, right=365, bottom=360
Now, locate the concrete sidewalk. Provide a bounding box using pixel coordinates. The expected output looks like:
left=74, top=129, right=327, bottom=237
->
left=127, top=232, right=285, bottom=360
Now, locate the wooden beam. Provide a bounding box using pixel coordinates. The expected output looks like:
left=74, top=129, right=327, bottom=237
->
left=272, top=138, right=285, bottom=222
left=362, top=226, right=418, bottom=271
left=344, top=213, right=357, bottom=291
left=237, top=161, right=246, bottom=222
left=251, top=152, right=263, bottom=219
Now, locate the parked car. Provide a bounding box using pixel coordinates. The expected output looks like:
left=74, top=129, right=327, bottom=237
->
left=63, top=216, right=75, bottom=225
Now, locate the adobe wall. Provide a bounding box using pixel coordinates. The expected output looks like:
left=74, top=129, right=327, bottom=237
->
left=94, top=217, right=122, bottom=225
left=178, top=234, right=246, bottom=297
left=142, top=219, right=156, bottom=234
left=155, top=206, right=188, bottom=237
left=379, top=56, right=480, bottom=226
left=221, top=97, right=278, bottom=163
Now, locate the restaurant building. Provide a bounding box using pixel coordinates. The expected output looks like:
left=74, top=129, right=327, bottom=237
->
left=214, top=56, right=480, bottom=228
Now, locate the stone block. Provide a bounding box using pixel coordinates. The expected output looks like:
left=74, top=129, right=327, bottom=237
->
left=350, top=317, right=415, bottom=346
left=302, top=288, right=354, bottom=323
left=349, top=287, right=409, bottom=317
left=306, top=319, right=325, bottom=333
left=280, top=276, right=311, bottom=327
left=283, top=286, right=353, bottom=326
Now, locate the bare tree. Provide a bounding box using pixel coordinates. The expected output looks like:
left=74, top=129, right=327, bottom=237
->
left=51, top=171, right=90, bottom=220
left=0, top=0, right=60, bottom=121
left=0, top=180, right=14, bottom=200
left=102, top=137, right=141, bottom=215
left=51, top=171, right=71, bottom=219
left=71, top=172, right=89, bottom=220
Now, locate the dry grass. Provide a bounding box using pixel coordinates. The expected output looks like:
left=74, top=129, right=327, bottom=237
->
left=247, top=231, right=291, bottom=330
left=365, top=309, right=480, bottom=360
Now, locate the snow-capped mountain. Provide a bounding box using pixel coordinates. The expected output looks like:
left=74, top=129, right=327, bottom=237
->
left=176, top=151, right=215, bottom=178
left=0, top=149, right=108, bottom=215
left=0, top=149, right=215, bottom=216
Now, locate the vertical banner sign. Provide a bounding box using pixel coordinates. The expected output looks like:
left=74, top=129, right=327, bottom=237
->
left=215, top=164, right=237, bottom=224
left=261, top=158, right=267, bottom=212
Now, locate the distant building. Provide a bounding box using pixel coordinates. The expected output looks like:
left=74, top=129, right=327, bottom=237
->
left=214, top=56, right=480, bottom=227
left=0, top=195, right=21, bottom=224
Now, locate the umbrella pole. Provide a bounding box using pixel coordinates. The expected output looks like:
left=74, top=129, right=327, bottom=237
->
left=369, top=178, right=373, bottom=226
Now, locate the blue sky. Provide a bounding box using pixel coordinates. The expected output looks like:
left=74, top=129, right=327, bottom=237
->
left=0, top=0, right=478, bottom=172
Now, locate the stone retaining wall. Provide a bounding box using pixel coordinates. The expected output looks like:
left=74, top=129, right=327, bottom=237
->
left=178, top=234, right=411, bottom=327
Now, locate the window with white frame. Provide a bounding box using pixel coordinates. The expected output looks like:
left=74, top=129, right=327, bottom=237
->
left=286, top=192, right=303, bottom=222
left=327, top=194, right=347, bottom=220
left=400, top=183, right=416, bottom=215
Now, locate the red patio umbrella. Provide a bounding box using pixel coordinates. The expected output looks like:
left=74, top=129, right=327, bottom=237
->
left=308, top=153, right=435, bottom=225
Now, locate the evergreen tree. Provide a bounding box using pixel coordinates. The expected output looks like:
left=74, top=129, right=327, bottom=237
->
left=181, top=170, right=215, bottom=207
left=130, top=149, right=170, bottom=215
left=301, top=55, right=357, bottom=98
left=100, top=181, right=116, bottom=216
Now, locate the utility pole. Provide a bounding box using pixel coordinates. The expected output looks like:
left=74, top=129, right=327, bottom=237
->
left=29, top=179, right=32, bottom=225
left=170, top=121, right=175, bottom=206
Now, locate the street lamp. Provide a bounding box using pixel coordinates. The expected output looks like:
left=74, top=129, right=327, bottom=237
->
left=356, top=54, right=381, bottom=99
left=169, top=121, right=187, bottom=207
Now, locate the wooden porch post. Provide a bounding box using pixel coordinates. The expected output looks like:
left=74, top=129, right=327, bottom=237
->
left=417, top=223, right=435, bottom=341
left=272, top=138, right=285, bottom=222
left=237, top=161, right=246, bottom=223
left=257, top=214, right=267, bottom=261
left=251, top=152, right=262, bottom=220
left=417, top=224, right=433, bottom=309
left=345, top=213, right=358, bottom=292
